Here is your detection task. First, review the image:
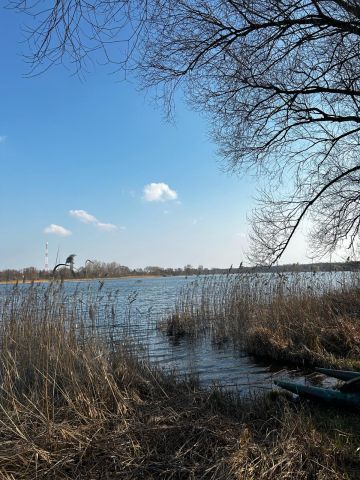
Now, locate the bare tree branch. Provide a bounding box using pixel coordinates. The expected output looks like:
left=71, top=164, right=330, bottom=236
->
left=11, top=0, right=360, bottom=263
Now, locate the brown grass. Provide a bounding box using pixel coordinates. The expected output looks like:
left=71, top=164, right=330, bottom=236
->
left=161, top=272, right=360, bottom=369
left=0, top=282, right=359, bottom=478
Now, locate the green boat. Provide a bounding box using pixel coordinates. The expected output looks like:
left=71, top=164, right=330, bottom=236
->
left=274, top=379, right=360, bottom=408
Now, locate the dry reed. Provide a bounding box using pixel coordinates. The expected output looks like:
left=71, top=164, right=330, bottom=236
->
left=161, top=272, right=360, bottom=369
left=0, top=282, right=359, bottom=478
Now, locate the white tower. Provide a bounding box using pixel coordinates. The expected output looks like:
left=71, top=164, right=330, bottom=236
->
left=45, top=242, right=49, bottom=272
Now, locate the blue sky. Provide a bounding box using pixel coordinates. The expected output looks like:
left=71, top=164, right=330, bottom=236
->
left=0, top=6, right=312, bottom=270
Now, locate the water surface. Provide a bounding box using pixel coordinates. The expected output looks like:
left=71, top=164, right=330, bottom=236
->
left=1, top=273, right=346, bottom=395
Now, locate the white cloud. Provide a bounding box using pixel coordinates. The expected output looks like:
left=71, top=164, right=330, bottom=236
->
left=236, top=232, right=246, bottom=239
left=69, top=209, right=98, bottom=224
left=44, top=224, right=72, bottom=236
left=96, top=222, right=117, bottom=231
left=143, top=182, right=178, bottom=202
left=69, top=208, right=120, bottom=232
left=0, top=135, right=7, bottom=143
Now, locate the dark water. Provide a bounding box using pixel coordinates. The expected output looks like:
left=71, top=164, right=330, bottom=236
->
left=1, top=274, right=343, bottom=395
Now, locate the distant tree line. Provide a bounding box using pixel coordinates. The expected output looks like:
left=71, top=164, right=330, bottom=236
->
left=0, top=262, right=220, bottom=282
left=0, top=260, right=359, bottom=283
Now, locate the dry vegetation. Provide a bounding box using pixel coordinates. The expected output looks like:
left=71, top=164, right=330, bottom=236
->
left=162, top=272, right=360, bottom=369
left=0, top=282, right=359, bottom=478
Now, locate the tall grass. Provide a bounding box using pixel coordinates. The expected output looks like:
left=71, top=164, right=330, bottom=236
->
left=161, top=271, right=360, bottom=369
left=0, top=282, right=359, bottom=478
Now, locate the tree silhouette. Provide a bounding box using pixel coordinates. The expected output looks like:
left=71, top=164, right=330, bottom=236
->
left=13, top=0, right=360, bottom=263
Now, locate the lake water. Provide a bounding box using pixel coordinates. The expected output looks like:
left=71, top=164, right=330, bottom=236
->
left=1, top=273, right=347, bottom=395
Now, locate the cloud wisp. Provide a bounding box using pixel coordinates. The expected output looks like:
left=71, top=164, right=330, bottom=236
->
left=69, top=209, right=98, bottom=224
left=69, top=209, right=119, bottom=232
left=96, top=222, right=117, bottom=231
left=143, top=182, right=178, bottom=202
left=44, top=224, right=72, bottom=237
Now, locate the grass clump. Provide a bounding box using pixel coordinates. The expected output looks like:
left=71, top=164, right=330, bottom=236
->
left=162, top=272, right=360, bottom=369
left=246, top=287, right=360, bottom=369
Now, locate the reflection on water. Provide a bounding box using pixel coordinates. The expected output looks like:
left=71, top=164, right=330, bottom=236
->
left=0, top=274, right=346, bottom=395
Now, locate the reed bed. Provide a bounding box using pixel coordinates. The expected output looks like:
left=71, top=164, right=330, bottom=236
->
left=0, top=282, right=359, bottom=478
left=161, top=271, right=360, bottom=369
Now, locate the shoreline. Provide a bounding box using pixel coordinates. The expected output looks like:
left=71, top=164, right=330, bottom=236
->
left=0, top=274, right=165, bottom=286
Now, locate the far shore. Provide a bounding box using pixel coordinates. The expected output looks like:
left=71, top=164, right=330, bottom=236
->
left=0, top=274, right=166, bottom=286
left=1, top=262, right=360, bottom=285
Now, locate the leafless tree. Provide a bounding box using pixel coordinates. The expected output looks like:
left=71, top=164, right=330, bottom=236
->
left=11, top=0, right=360, bottom=263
